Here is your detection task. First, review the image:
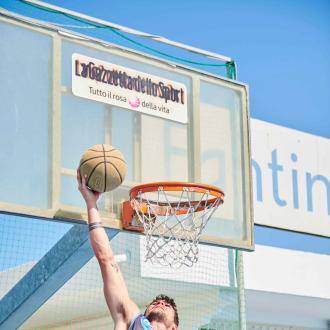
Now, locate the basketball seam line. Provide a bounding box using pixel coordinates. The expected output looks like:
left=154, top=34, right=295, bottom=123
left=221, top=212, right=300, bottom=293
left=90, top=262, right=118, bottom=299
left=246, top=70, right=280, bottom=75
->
left=108, top=161, right=123, bottom=184
left=87, top=161, right=125, bottom=166
left=86, top=162, right=103, bottom=190
left=88, top=148, right=116, bottom=152
left=86, top=161, right=123, bottom=190
left=80, top=155, right=127, bottom=167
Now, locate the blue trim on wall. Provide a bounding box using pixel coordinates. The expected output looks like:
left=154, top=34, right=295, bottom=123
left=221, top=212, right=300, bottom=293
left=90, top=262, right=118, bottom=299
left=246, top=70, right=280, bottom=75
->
left=255, top=225, right=330, bottom=255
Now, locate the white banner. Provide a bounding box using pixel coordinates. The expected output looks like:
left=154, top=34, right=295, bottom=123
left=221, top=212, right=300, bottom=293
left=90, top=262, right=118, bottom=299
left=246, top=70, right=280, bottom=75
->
left=251, top=119, right=330, bottom=237
left=72, top=53, right=188, bottom=123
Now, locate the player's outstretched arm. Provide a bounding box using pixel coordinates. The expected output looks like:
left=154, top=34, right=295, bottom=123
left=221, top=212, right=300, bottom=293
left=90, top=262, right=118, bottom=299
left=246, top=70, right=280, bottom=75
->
left=77, top=169, right=139, bottom=328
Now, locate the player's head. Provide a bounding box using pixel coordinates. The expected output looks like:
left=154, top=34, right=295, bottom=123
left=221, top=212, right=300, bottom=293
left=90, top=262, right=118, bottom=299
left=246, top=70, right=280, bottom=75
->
left=144, top=294, right=179, bottom=329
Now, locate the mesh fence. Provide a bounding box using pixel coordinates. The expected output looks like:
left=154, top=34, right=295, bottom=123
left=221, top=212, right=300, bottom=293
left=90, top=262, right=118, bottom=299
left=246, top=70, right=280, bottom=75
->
left=0, top=213, right=241, bottom=330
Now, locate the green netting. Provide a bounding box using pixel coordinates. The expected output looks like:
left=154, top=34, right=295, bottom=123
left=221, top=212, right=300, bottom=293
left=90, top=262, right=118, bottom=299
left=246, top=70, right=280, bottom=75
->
left=0, top=0, right=231, bottom=74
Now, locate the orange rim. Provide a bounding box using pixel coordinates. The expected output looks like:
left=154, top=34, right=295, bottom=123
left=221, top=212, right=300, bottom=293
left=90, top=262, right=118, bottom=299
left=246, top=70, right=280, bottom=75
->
left=130, top=181, right=225, bottom=210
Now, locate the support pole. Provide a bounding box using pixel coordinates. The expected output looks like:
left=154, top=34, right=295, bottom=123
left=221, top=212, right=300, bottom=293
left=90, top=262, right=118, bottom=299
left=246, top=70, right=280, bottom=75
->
left=226, top=61, right=246, bottom=330
left=0, top=224, right=118, bottom=329
left=236, top=250, right=247, bottom=330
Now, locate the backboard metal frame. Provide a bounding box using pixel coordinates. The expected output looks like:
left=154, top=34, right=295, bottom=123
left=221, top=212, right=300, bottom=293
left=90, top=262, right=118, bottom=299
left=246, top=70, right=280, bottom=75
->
left=0, top=10, right=253, bottom=251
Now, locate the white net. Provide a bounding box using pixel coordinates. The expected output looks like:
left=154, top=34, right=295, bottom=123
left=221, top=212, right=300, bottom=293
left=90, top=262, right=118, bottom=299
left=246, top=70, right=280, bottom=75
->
left=131, top=184, right=224, bottom=268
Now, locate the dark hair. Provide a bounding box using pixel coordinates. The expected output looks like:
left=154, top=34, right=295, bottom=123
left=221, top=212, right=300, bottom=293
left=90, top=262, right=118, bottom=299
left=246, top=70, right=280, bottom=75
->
left=147, top=294, right=179, bottom=326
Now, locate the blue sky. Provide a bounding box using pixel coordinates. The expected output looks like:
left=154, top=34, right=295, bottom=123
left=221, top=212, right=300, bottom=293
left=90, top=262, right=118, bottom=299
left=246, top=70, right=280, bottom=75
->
left=2, top=0, right=329, bottom=138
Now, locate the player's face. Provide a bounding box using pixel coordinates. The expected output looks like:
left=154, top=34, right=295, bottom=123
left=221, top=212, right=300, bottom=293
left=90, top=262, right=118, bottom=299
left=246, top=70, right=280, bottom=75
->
left=145, top=300, right=177, bottom=329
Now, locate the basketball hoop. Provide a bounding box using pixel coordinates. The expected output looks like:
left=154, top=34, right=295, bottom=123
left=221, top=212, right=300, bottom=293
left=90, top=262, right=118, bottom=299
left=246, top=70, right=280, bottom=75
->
left=122, top=182, right=224, bottom=268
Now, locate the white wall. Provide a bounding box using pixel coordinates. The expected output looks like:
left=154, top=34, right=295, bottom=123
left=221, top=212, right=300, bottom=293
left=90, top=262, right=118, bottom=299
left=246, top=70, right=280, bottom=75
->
left=243, top=245, right=330, bottom=328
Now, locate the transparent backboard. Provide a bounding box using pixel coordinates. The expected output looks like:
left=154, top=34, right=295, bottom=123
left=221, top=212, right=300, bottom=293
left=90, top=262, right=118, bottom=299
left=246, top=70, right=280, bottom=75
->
left=0, top=13, right=253, bottom=250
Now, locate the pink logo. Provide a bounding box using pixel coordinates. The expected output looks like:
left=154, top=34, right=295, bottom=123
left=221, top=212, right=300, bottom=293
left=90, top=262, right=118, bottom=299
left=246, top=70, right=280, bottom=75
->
left=128, top=97, right=141, bottom=108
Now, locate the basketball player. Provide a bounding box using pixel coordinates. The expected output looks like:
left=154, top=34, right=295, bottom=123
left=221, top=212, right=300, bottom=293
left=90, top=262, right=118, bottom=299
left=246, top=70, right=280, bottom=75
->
left=77, top=169, right=179, bottom=330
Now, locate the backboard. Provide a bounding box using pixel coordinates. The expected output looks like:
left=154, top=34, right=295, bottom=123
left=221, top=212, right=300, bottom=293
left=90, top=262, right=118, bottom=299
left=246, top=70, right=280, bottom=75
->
left=0, top=11, right=253, bottom=250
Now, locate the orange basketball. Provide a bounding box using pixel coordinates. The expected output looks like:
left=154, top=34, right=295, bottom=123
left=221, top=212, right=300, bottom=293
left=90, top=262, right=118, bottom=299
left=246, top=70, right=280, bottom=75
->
left=79, top=144, right=127, bottom=192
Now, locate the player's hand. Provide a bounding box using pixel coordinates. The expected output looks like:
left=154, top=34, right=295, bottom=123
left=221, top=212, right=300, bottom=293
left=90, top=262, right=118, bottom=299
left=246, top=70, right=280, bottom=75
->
left=77, top=168, right=100, bottom=207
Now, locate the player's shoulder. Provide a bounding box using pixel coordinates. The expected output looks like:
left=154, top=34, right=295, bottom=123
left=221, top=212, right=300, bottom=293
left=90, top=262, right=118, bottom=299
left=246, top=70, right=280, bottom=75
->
left=129, top=313, right=152, bottom=330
